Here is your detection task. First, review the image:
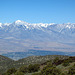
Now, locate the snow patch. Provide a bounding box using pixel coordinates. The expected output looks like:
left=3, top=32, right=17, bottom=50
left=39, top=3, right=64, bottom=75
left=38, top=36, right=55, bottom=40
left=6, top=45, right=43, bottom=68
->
left=66, top=25, right=71, bottom=29
left=0, top=23, right=2, bottom=27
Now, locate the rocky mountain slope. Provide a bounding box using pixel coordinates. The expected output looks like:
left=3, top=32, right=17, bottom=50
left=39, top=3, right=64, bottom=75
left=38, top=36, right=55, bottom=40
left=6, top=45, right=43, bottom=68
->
left=0, top=20, right=75, bottom=59
left=0, top=55, right=69, bottom=74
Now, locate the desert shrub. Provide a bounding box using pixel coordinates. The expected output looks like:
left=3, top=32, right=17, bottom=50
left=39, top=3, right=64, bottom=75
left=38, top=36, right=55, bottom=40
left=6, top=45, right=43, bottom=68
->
left=60, top=72, right=67, bottom=75
left=19, top=65, right=28, bottom=73
left=69, top=57, right=75, bottom=62
left=2, top=72, right=10, bottom=75
left=14, top=71, right=24, bottom=75
left=53, top=57, right=60, bottom=65
left=41, top=61, right=54, bottom=72
left=62, top=60, right=70, bottom=67
left=32, top=72, right=42, bottom=75
left=47, top=62, right=53, bottom=67
left=28, top=64, right=40, bottom=73
left=41, top=62, right=61, bottom=75
left=41, top=66, right=61, bottom=75
left=6, top=67, right=17, bottom=74
left=68, top=64, right=75, bottom=75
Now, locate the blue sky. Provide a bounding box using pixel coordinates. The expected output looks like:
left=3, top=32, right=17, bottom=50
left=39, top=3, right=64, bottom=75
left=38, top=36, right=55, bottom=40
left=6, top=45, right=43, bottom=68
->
left=0, top=0, right=75, bottom=23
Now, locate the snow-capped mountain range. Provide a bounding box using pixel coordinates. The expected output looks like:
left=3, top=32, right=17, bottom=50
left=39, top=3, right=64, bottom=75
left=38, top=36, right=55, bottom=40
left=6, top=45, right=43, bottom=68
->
left=0, top=20, right=75, bottom=41
left=0, top=20, right=75, bottom=54
left=0, top=20, right=75, bottom=29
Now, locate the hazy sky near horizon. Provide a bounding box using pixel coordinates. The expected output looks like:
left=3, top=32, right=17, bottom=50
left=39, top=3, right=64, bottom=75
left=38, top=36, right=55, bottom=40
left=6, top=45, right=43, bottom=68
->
left=0, top=0, right=75, bottom=23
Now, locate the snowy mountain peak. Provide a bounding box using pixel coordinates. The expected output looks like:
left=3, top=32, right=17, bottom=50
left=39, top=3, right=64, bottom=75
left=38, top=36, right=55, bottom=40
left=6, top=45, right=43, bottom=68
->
left=4, top=23, right=11, bottom=26
left=14, top=20, right=24, bottom=24
left=15, top=20, right=22, bottom=23
left=14, top=20, right=29, bottom=26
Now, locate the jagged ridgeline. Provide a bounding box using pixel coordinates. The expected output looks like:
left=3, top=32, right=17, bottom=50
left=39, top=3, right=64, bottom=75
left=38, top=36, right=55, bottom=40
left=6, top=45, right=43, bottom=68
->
left=0, top=55, right=70, bottom=74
